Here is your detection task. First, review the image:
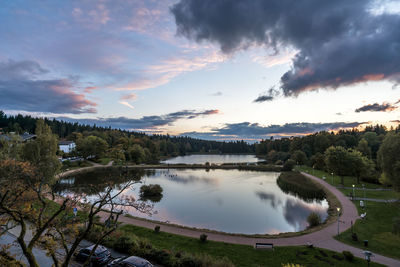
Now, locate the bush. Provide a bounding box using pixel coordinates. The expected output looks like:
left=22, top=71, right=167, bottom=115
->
left=393, top=218, right=400, bottom=235
left=351, top=233, right=358, bottom=241
left=140, top=184, right=163, bottom=198
left=200, top=233, right=208, bottom=243
left=342, top=251, right=354, bottom=261
left=282, top=159, right=296, bottom=171
left=307, top=212, right=321, bottom=227
left=154, top=225, right=161, bottom=234
left=114, top=235, right=138, bottom=253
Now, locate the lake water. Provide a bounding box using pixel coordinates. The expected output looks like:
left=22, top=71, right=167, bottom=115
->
left=161, top=154, right=261, bottom=164
left=57, top=168, right=328, bottom=235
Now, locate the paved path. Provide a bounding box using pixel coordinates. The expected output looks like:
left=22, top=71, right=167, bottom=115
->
left=348, top=197, right=399, bottom=203
left=337, top=186, right=393, bottom=191
left=56, top=160, right=114, bottom=179
left=96, top=171, right=400, bottom=267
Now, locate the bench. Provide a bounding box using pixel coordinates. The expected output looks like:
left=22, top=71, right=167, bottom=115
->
left=255, top=243, right=274, bottom=250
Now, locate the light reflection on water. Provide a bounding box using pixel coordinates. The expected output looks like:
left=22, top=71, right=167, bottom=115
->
left=161, top=154, right=261, bottom=164
left=59, top=168, right=328, bottom=234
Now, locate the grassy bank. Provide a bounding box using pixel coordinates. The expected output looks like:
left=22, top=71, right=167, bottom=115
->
left=336, top=201, right=400, bottom=259
left=295, top=165, right=400, bottom=259
left=116, top=224, right=382, bottom=267
left=277, top=171, right=326, bottom=200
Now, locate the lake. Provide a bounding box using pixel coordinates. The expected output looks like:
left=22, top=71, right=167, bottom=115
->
left=57, top=168, right=328, bottom=235
left=161, top=154, right=261, bottom=164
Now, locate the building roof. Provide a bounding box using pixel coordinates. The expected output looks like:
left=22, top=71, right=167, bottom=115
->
left=59, top=140, right=75, bottom=145
left=20, top=133, right=36, bottom=141
left=0, top=135, right=11, bottom=141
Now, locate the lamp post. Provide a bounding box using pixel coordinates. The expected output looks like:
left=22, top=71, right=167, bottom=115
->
left=352, top=184, right=355, bottom=200
left=362, top=184, right=366, bottom=208
left=331, top=172, right=334, bottom=185
left=337, top=207, right=341, bottom=235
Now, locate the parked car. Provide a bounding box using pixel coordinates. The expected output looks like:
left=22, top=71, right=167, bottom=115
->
left=108, top=256, right=153, bottom=267
left=76, top=245, right=111, bottom=266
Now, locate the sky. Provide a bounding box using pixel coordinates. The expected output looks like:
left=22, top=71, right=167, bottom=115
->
left=1, top=0, right=400, bottom=141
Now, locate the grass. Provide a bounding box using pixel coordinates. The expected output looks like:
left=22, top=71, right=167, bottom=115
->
left=295, top=166, right=383, bottom=189
left=295, top=166, right=400, bottom=201
left=119, top=224, right=383, bottom=267
left=97, top=157, right=112, bottom=165
left=336, top=201, right=400, bottom=260
left=295, top=165, right=400, bottom=260
left=340, top=188, right=400, bottom=200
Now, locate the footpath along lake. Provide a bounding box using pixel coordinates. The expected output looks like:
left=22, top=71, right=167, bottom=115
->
left=57, top=155, right=328, bottom=235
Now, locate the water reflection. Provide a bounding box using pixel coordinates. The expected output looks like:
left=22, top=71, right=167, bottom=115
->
left=58, top=168, right=329, bottom=234
left=161, top=154, right=261, bottom=164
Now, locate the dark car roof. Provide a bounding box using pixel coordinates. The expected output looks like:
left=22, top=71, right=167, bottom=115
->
left=122, top=256, right=152, bottom=267
left=82, top=245, right=108, bottom=254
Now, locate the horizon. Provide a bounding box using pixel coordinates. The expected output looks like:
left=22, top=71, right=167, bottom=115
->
left=1, top=0, right=400, bottom=141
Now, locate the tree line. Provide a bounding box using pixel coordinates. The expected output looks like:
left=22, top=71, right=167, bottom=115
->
left=0, top=111, right=254, bottom=164
left=256, top=124, right=400, bottom=188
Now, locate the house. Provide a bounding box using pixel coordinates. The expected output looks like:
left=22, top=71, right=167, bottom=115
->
left=59, top=141, right=76, bottom=153
left=20, top=132, right=37, bottom=142
left=0, top=132, right=36, bottom=142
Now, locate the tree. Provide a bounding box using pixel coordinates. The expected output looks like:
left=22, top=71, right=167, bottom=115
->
left=377, top=133, right=400, bottom=190
left=348, top=149, right=375, bottom=184
left=76, top=135, right=108, bottom=159
left=291, top=150, right=308, bottom=165
left=356, top=138, right=371, bottom=158
left=325, top=146, right=353, bottom=185
left=0, top=159, right=152, bottom=267
left=128, top=144, right=145, bottom=164
left=22, top=119, right=61, bottom=184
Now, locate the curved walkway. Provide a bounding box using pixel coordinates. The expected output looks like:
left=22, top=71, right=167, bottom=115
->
left=96, top=171, right=399, bottom=267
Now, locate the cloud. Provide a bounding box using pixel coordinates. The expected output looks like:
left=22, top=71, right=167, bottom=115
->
left=171, top=0, right=400, bottom=96
left=120, top=93, right=138, bottom=101
left=0, top=60, right=97, bottom=114
left=211, top=91, right=222, bottom=96
left=181, top=121, right=366, bottom=141
left=253, top=86, right=280, bottom=103
left=57, top=109, right=219, bottom=130
left=119, top=101, right=135, bottom=110
left=84, top=86, right=98, bottom=93
left=115, top=51, right=224, bottom=91
left=355, top=102, right=397, bottom=112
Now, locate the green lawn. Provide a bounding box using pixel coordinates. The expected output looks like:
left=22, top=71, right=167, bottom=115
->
left=119, top=224, right=383, bottom=267
left=340, top=188, right=400, bottom=200
left=336, top=201, right=400, bottom=260
left=295, top=166, right=389, bottom=189
left=97, top=157, right=112, bottom=165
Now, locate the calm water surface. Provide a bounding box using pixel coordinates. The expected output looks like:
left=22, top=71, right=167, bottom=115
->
left=58, top=168, right=328, bottom=235
left=161, top=154, right=261, bottom=164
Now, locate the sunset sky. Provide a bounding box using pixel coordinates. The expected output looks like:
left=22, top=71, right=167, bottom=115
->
left=1, top=0, right=400, bottom=141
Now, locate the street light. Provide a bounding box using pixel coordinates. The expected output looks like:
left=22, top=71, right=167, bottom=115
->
left=362, top=184, right=366, bottom=208
left=337, top=207, right=341, bottom=235
left=352, top=184, right=355, bottom=200
left=331, top=172, right=334, bottom=185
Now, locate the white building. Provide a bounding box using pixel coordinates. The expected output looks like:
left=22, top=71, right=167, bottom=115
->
left=59, top=141, right=76, bottom=153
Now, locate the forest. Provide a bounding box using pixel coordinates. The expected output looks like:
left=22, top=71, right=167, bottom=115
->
left=0, top=111, right=254, bottom=163
left=255, top=123, right=400, bottom=187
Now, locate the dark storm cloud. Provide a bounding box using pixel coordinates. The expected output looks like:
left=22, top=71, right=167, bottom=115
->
left=253, top=86, right=280, bottom=103
left=57, top=109, right=219, bottom=130
left=171, top=0, right=400, bottom=95
left=181, top=121, right=365, bottom=140
left=355, top=102, right=397, bottom=112
left=253, top=95, right=273, bottom=103
left=0, top=60, right=97, bottom=114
